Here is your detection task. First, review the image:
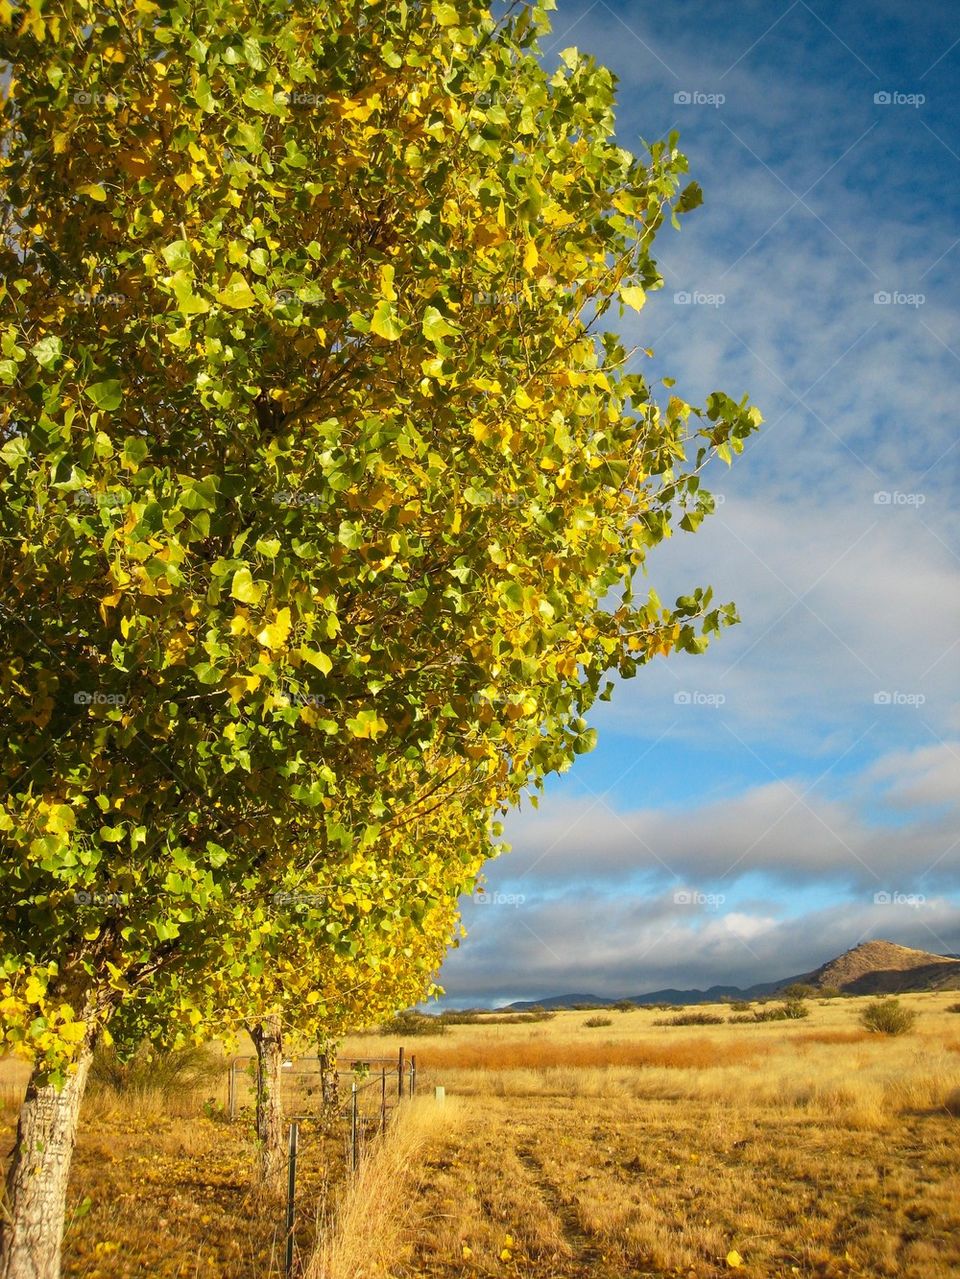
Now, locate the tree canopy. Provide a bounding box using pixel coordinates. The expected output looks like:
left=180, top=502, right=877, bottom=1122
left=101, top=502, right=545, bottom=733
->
left=0, top=0, right=758, bottom=1076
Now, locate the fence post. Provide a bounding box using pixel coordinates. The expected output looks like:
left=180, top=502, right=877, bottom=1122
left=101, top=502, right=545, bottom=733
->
left=285, top=1121, right=299, bottom=1279
left=350, top=1083, right=358, bottom=1172
left=410, top=1055, right=417, bottom=1098
left=380, top=1066, right=386, bottom=1131
left=397, top=1045, right=405, bottom=1102
left=227, top=1059, right=236, bottom=1122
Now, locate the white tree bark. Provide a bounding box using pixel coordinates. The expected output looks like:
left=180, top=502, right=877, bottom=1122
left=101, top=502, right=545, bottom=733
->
left=0, top=1038, right=94, bottom=1279
left=250, top=1014, right=284, bottom=1191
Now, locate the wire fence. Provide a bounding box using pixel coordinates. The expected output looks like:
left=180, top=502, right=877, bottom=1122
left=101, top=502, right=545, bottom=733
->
left=225, top=1048, right=418, bottom=1278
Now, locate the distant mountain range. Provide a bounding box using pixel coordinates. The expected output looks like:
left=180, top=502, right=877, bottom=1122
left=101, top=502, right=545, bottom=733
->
left=502, top=940, right=960, bottom=1010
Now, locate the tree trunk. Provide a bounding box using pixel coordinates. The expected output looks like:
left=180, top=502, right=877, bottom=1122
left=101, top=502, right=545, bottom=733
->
left=249, top=1015, right=284, bottom=1191
left=0, top=1039, right=95, bottom=1279
left=318, top=1049, right=339, bottom=1110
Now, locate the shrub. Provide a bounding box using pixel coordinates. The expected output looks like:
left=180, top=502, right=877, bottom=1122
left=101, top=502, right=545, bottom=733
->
left=90, top=1042, right=222, bottom=1097
left=781, top=983, right=816, bottom=1000
left=859, top=998, right=917, bottom=1036
left=946, top=1002, right=960, bottom=1014
left=378, top=1011, right=447, bottom=1037
left=583, top=1016, right=613, bottom=1028
left=781, top=999, right=811, bottom=1020
left=437, top=1009, right=554, bottom=1026
left=654, top=1011, right=725, bottom=1026
left=727, top=1014, right=755, bottom=1025
left=613, top=1000, right=638, bottom=1013
left=728, top=1000, right=752, bottom=1012
left=819, top=985, right=843, bottom=999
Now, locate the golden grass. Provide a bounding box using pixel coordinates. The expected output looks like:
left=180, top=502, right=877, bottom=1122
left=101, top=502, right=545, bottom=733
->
left=307, top=1096, right=465, bottom=1279
left=327, top=992, right=960, bottom=1278
left=1, top=990, right=957, bottom=1278
left=390, top=1033, right=769, bottom=1072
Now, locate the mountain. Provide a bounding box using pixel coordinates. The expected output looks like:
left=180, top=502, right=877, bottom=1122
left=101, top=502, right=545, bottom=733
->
left=502, top=940, right=960, bottom=1010
left=805, top=939, right=960, bottom=995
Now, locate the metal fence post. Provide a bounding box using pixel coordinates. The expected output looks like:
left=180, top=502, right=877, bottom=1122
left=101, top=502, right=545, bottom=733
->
left=285, top=1121, right=299, bottom=1279
left=410, top=1054, right=417, bottom=1098
left=227, top=1059, right=235, bottom=1121
left=350, top=1083, right=358, bottom=1172
left=397, top=1045, right=405, bottom=1102
left=380, top=1066, right=386, bottom=1131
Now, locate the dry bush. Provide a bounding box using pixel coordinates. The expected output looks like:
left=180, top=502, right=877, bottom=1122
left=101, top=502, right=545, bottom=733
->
left=87, top=1043, right=223, bottom=1105
left=583, top=1016, right=613, bottom=1028
left=860, top=998, right=917, bottom=1036
left=377, top=1011, right=447, bottom=1036
left=654, top=1011, right=725, bottom=1026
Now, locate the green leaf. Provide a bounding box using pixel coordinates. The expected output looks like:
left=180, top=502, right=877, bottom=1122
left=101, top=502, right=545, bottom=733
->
left=422, top=306, right=460, bottom=343
left=31, top=335, right=62, bottom=369
left=161, top=240, right=193, bottom=270
left=300, top=648, right=333, bottom=675
left=85, top=379, right=123, bottom=411
left=230, top=567, right=263, bottom=604
left=370, top=300, right=403, bottom=341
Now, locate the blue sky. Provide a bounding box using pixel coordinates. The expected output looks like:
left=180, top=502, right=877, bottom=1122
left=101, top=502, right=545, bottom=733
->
left=436, top=0, right=960, bottom=1006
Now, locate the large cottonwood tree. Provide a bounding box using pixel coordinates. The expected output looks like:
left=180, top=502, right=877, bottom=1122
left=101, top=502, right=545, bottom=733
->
left=0, top=0, right=759, bottom=1274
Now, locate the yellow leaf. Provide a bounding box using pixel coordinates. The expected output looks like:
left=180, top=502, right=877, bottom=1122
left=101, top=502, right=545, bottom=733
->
left=619, top=285, right=646, bottom=311
left=523, top=240, right=539, bottom=273
left=514, top=386, right=533, bottom=410
left=24, top=975, right=46, bottom=1004
left=380, top=263, right=397, bottom=301
left=257, top=607, right=292, bottom=650
left=217, top=272, right=257, bottom=310
left=77, top=183, right=107, bottom=202
left=726, top=1250, right=744, bottom=1269
left=44, top=803, right=76, bottom=835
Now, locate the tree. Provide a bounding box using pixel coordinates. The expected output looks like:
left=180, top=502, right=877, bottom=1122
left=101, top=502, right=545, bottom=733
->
left=0, top=0, right=759, bottom=1273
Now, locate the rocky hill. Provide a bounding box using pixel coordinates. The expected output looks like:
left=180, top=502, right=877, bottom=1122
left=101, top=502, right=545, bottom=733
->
left=805, top=939, right=960, bottom=995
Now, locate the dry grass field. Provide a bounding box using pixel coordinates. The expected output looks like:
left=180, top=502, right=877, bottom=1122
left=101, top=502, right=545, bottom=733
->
left=2, top=991, right=959, bottom=1278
